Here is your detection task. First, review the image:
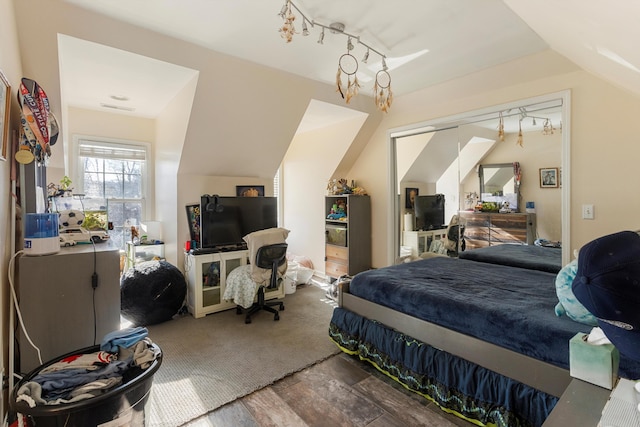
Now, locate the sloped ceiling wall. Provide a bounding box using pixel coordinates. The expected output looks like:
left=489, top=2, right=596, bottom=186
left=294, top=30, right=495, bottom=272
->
left=14, top=0, right=382, bottom=181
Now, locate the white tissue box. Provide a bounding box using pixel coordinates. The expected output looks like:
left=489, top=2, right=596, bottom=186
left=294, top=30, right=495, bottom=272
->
left=569, top=332, right=619, bottom=389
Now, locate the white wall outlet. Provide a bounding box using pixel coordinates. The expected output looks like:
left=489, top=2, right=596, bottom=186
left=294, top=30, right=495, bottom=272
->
left=582, top=204, right=594, bottom=220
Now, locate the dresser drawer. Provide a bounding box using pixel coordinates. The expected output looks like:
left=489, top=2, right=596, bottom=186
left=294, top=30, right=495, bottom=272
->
left=325, top=261, right=348, bottom=278
left=326, top=244, right=348, bottom=262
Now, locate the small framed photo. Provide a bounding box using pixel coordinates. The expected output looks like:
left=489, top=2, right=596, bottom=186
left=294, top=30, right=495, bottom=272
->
left=405, top=187, right=418, bottom=209
left=236, top=185, right=264, bottom=197
left=540, top=168, right=559, bottom=188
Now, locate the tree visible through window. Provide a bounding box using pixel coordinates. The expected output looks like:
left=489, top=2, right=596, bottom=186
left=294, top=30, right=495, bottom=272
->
left=78, top=139, right=148, bottom=250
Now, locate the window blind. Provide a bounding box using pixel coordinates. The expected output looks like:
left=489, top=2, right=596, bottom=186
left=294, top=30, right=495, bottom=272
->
left=78, top=140, right=146, bottom=161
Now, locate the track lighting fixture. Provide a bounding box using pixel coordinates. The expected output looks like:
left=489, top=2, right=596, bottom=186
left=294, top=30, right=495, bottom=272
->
left=496, top=105, right=560, bottom=145
left=277, top=0, right=392, bottom=111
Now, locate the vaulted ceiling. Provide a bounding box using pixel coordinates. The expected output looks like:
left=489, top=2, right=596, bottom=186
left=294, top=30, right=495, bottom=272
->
left=58, top=0, right=640, bottom=120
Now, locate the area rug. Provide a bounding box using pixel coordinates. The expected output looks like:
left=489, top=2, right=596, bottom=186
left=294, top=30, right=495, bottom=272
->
left=145, top=284, right=339, bottom=427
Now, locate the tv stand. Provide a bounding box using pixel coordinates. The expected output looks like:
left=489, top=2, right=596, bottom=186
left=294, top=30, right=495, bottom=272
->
left=402, top=229, right=448, bottom=256
left=184, top=248, right=284, bottom=318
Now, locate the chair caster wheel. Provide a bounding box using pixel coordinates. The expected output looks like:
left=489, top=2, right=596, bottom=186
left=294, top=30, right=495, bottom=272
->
left=274, top=313, right=280, bottom=321
left=236, top=307, right=242, bottom=315
left=245, top=317, right=251, bottom=324
left=279, top=304, right=285, bottom=311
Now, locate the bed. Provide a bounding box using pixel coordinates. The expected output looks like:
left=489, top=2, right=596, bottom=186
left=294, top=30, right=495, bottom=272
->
left=458, top=244, right=562, bottom=273
left=328, top=256, right=640, bottom=427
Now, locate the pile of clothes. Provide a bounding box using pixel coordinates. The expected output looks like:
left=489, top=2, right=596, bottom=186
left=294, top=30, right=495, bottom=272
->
left=15, top=327, right=159, bottom=407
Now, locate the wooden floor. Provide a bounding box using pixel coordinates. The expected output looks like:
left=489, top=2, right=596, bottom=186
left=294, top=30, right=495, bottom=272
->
left=183, top=352, right=474, bottom=427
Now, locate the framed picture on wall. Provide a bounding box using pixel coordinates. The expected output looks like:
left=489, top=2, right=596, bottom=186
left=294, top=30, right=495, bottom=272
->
left=236, top=185, right=264, bottom=197
left=539, top=168, right=559, bottom=188
left=0, top=69, right=10, bottom=161
left=405, top=187, right=418, bottom=208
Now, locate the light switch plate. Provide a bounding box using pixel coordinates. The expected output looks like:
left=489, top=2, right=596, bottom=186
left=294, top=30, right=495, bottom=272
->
left=582, top=204, right=594, bottom=219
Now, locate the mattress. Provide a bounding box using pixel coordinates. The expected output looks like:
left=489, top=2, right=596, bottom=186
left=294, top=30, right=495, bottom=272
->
left=458, top=244, right=562, bottom=273
left=347, top=256, right=640, bottom=378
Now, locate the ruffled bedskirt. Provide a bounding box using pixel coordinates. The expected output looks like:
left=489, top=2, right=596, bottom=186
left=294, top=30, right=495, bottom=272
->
left=329, top=308, right=558, bottom=427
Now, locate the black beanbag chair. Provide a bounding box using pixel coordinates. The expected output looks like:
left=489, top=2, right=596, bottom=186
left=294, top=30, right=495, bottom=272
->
left=121, top=260, right=186, bottom=326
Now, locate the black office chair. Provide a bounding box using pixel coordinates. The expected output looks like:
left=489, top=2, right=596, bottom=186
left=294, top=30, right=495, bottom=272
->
left=237, top=243, right=287, bottom=324
left=444, top=214, right=466, bottom=257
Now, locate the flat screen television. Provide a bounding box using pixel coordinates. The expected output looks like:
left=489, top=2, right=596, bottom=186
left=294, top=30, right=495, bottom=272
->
left=414, top=194, right=445, bottom=231
left=199, top=196, right=277, bottom=249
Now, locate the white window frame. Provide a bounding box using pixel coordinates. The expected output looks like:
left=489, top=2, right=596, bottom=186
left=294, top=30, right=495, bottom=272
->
left=71, top=134, right=152, bottom=240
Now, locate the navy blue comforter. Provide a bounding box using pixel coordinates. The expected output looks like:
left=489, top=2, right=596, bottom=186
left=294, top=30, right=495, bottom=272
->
left=458, top=244, right=562, bottom=273
left=349, top=257, right=640, bottom=378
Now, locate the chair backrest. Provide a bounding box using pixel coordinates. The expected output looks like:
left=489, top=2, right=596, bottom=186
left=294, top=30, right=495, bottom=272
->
left=445, top=214, right=466, bottom=253
left=243, top=227, right=290, bottom=286
left=256, top=243, right=288, bottom=289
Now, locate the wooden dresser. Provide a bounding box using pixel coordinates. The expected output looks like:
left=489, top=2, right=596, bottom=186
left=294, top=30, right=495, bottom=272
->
left=459, top=211, right=536, bottom=249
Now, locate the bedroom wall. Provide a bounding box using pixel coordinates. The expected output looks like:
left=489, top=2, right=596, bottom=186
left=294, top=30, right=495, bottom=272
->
left=281, top=114, right=368, bottom=276
left=347, top=49, right=640, bottom=267
left=157, top=75, right=199, bottom=266
left=0, top=0, right=22, bottom=415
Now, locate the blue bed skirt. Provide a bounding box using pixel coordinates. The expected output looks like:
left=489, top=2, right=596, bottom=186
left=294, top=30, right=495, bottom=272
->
left=329, top=307, right=557, bottom=427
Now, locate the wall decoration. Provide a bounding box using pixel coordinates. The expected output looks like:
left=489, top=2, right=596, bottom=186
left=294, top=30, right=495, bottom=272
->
left=0, top=69, right=10, bottom=161
left=540, top=168, right=559, bottom=188
left=405, top=187, right=418, bottom=209
left=236, top=185, right=264, bottom=197
left=185, top=204, right=201, bottom=247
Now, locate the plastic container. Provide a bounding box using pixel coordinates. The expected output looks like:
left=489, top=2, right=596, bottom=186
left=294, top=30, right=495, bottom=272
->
left=10, top=343, right=162, bottom=427
left=24, top=213, right=59, bottom=256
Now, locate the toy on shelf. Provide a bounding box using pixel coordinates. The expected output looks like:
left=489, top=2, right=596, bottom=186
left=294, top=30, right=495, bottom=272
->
left=326, top=178, right=368, bottom=196
left=327, top=199, right=347, bottom=220
left=58, top=209, right=110, bottom=246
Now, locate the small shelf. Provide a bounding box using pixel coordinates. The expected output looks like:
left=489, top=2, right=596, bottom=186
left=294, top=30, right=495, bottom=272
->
left=324, top=195, right=371, bottom=278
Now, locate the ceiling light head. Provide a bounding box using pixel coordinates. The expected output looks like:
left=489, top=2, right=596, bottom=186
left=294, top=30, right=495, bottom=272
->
left=347, top=37, right=354, bottom=52
left=317, top=27, right=324, bottom=44
left=302, top=20, right=309, bottom=36
left=382, top=56, right=388, bottom=71
left=278, top=2, right=288, bottom=18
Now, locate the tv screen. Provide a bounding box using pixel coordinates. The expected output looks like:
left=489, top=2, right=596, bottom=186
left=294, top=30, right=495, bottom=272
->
left=199, top=196, right=277, bottom=248
left=414, top=194, right=445, bottom=231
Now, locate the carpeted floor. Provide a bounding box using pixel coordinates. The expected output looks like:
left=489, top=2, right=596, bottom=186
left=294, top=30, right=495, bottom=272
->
left=145, top=283, right=339, bottom=427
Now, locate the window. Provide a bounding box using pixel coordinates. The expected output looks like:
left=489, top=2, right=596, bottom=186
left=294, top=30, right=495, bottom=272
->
left=76, top=137, right=150, bottom=250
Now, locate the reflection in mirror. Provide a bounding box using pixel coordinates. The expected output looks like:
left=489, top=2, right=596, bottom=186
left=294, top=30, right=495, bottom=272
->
left=389, top=92, right=570, bottom=266
left=478, top=163, right=520, bottom=212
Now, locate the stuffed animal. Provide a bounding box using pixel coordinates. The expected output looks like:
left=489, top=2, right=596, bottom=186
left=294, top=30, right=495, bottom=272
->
left=554, top=258, right=598, bottom=326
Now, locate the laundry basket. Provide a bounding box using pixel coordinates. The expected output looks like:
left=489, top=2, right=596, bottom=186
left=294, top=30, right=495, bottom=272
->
left=10, top=343, right=162, bottom=427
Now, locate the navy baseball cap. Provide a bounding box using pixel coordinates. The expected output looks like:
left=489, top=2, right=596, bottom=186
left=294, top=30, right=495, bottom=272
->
left=572, top=230, right=640, bottom=361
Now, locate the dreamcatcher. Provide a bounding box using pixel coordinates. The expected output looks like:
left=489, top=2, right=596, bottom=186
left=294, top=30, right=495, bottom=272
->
left=374, top=67, right=393, bottom=112
left=497, top=112, right=505, bottom=141
left=516, top=120, right=524, bottom=147
left=336, top=38, right=360, bottom=103
left=278, top=0, right=296, bottom=43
